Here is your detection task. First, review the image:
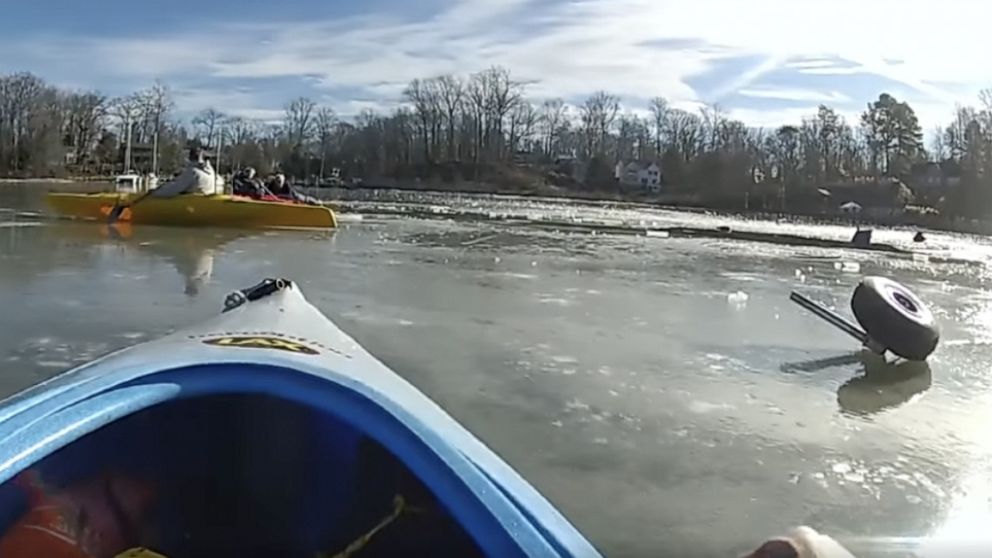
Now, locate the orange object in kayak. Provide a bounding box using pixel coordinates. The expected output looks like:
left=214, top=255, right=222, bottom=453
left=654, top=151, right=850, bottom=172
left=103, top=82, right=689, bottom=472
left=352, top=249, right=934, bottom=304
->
left=0, top=471, right=156, bottom=558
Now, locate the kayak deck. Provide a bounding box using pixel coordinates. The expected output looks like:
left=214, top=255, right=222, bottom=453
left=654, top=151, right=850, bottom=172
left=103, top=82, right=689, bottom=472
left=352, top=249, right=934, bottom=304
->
left=0, top=282, right=597, bottom=557
left=46, top=192, right=337, bottom=229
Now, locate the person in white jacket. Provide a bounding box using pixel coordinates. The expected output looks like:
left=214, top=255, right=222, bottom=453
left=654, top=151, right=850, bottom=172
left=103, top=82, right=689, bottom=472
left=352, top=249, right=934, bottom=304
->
left=152, top=147, right=219, bottom=198
left=744, top=526, right=857, bottom=558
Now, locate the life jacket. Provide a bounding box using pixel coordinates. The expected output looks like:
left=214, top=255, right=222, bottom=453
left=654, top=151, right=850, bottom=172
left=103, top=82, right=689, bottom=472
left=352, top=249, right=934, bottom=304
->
left=0, top=471, right=154, bottom=558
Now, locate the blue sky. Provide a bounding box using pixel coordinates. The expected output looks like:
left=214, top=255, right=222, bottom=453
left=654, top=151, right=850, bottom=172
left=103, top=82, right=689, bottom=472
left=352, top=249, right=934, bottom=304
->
left=1, top=0, right=988, bottom=130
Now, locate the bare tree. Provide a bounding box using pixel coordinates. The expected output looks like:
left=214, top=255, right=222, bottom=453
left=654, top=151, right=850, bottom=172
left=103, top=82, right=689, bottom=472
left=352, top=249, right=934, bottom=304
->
left=465, top=75, right=488, bottom=163
left=435, top=75, right=464, bottom=160
left=192, top=108, right=225, bottom=149
left=617, top=113, right=640, bottom=161
left=224, top=116, right=260, bottom=170
left=62, top=91, right=107, bottom=165
left=284, top=97, right=316, bottom=151
left=109, top=95, right=142, bottom=172
left=315, top=106, right=337, bottom=178
left=580, top=91, right=620, bottom=158
left=507, top=102, right=538, bottom=154
left=665, top=109, right=702, bottom=162
left=700, top=103, right=728, bottom=152
left=138, top=81, right=173, bottom=175
left=539, top=99, right=568, bottom=157
left=280, top=97, right=317, bottom=177
left=226, top=117, right=259, bottom=145
left=0, top=73, right=46, bottom=172
left=404, top=78, right=441, bottom=163
left=929, top=125, right=948, bottom=161
left=648, top=97, right=669, bottom=154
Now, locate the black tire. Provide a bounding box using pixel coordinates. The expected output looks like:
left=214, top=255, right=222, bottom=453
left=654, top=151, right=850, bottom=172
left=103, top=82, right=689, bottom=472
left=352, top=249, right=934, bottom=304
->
left=851, top=277, right=939, bottom=361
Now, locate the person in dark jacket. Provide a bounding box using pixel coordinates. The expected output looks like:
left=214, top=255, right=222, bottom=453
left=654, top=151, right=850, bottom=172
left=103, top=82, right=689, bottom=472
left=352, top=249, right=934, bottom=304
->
left=232, top=167, right=268, bottom=199
left=266, top=174, right=320, bottom=205
left=266, top=173, right=291, bottom=197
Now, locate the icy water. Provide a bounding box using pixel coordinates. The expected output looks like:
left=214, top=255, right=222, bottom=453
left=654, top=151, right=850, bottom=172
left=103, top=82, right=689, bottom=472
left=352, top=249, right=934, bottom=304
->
left=3, top=183, right=992, bottom=556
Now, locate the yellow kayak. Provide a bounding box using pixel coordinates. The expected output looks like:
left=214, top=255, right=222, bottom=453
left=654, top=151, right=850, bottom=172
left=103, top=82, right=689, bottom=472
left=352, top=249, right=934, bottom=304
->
left=45, top=192, right=337, bottom=229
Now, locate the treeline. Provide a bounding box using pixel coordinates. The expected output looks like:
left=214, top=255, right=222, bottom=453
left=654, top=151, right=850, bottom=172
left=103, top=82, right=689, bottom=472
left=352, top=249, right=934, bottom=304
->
left=4, top=67, right=992, bottom=217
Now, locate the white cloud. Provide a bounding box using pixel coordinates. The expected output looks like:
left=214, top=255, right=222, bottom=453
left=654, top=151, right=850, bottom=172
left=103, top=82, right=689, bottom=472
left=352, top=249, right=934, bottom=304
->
left=5, top=0, right=991, bottom=129
left=172, top=87, right=285, bottom=122
left=726, top=106, right=866, bottom=130
left=738, top=88, right=851, bottom=104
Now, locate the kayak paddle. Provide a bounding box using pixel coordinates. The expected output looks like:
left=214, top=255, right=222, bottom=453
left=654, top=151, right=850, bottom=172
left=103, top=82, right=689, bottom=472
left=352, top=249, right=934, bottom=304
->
left=107, top=190, right=155, bottom=224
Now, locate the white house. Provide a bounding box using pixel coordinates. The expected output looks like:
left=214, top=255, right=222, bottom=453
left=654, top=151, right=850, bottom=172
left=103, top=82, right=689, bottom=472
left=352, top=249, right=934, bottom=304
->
left=615, top=161, right=663, bottom=192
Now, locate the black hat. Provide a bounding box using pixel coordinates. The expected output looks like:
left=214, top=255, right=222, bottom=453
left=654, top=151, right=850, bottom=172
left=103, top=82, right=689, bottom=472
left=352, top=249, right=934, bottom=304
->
left=188, top=146, right=216, bottom=160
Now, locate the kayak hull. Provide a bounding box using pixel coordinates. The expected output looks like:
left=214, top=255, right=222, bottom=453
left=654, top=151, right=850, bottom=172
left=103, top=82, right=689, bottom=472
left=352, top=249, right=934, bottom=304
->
left=45, top=192, right=337, bottom=229
left=0, top=283, right=598, bottom=557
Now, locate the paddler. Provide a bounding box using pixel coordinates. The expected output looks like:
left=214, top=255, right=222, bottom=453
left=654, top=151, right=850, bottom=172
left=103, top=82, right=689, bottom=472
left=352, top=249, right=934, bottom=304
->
left=266, top=173, right=320, bottom=205
left=151, top=147, right=218, bottom=198
left=232, top=167, right=269, bottom=199
left=744, top=526, right=856, bottom=558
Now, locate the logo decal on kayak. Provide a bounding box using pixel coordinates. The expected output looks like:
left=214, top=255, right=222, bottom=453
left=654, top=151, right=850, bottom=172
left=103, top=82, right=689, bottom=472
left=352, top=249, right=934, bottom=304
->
left=202, top=336, right=319, bottom=355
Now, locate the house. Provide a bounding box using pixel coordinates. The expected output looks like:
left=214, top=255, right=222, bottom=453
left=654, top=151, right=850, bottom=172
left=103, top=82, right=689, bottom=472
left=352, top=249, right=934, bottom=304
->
left=797, top=179, right=916, bottom=217
left=552, top=154, right=586, bottom=183
left=908, top=161, right=961, bottom=204
left=614, top=161, right=663, bottom=193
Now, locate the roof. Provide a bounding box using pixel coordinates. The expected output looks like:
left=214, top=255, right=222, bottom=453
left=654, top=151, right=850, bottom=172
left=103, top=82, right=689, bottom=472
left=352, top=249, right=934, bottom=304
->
left=799, top=180, right=915, bottom=208
left=619, top=160, right=661, bottom=171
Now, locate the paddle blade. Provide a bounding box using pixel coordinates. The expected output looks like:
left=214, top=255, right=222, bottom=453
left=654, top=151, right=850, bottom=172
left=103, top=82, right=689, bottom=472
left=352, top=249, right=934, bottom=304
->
left=106, top=204, right=127, bottom=223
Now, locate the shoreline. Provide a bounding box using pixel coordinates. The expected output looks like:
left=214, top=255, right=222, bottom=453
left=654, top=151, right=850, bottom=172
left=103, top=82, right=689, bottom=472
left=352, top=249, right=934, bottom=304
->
left=320, top=184, right=985, bottom=237
left=6, top=177, right=989, bottom=237
left=0, top=178, right=80, bottom=184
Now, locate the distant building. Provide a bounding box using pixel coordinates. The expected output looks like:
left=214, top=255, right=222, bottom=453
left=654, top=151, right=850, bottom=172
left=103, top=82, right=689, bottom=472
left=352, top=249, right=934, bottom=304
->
left=908, top=161, right=961, bottom=204
left=120, top=143, right=155, bottom=172
left=614, top=160, right=663, bottom=192
left=552, top=154, right=586, bottom=183
left=808, top=179, right=916, bottom=217
left=513, top=149, right=540, bottom=165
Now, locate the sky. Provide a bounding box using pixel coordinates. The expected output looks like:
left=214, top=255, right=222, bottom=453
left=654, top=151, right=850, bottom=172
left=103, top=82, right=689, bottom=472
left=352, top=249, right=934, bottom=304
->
left=1, top=0, right=990, bottom=131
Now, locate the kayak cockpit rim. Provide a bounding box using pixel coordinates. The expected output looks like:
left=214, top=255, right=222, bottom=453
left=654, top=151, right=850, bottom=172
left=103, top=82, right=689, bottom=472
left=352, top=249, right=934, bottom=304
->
left=0, top=362, right=593, bottom=557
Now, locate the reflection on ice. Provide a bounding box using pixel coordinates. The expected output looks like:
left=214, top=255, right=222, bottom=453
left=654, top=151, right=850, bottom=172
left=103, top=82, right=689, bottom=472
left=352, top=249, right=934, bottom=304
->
left=837, top=355, right=933, bottom=416
left=779, top=351, right=932, bottom=416
left=917, top=471, right=992, bottom=557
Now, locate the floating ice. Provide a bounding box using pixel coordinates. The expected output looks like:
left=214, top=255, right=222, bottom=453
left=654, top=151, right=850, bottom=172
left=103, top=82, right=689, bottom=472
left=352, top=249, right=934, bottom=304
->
left=37, top=360, right=71, bottom=369
left=565, top=399, right=590, bottom=411
left=727, top=291, right=749, bottom=306
left=551, top=355, right=578, bottom=364
left=0, top=222, right=42, bottom=228
left=689, top=400, right=735, bottom=413
left=834, top=261, right=861, bottom=273
left=832, top=462, right=852, bottom=474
